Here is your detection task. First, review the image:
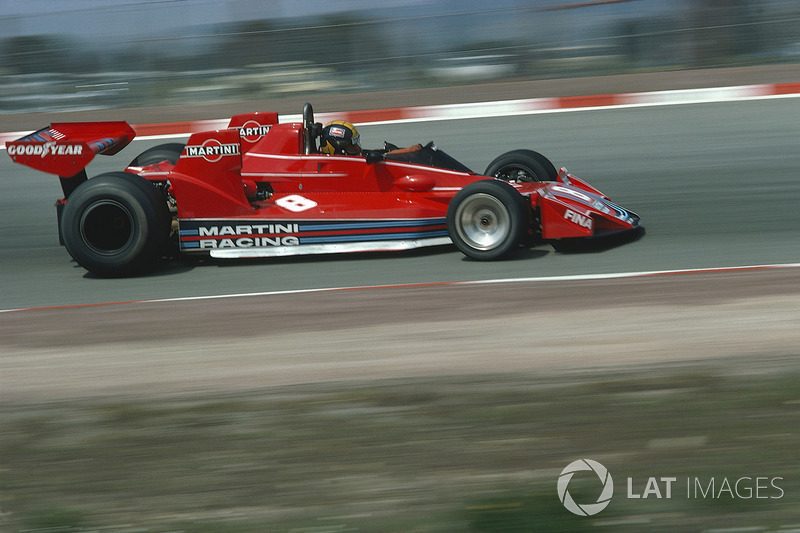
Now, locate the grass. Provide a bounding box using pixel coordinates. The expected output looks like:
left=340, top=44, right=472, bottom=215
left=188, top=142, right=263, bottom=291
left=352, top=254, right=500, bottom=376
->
left=1, top=368, right=799, bottom=532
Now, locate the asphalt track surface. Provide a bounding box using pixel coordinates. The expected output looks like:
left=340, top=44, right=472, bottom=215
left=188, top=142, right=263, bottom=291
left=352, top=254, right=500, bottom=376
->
left=2, top=97, right=799, bottom=310
left=2, top=88, right=800, bottom=401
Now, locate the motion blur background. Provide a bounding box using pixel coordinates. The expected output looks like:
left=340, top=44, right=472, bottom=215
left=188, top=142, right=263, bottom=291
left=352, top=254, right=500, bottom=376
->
left=3, top=2, right=800, bottom=532
left=2, top=0, right=799, bottom=114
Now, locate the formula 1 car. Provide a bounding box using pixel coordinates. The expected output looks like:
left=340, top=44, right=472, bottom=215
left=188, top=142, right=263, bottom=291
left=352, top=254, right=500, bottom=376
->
left=5, top=103, right=641, bottom=277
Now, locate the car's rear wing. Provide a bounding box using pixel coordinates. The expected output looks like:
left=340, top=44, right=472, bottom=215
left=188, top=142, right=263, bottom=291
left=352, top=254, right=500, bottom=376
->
left=6, top=121, right=136, bottom=196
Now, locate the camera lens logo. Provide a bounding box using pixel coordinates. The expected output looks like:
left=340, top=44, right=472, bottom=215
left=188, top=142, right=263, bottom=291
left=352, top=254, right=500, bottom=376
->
left=557, top=459, right=614, bottom=516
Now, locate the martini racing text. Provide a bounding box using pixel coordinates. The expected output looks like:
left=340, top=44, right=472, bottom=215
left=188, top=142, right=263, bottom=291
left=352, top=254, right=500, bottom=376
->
left=185, top=143, right=240, bottom=158
left=193, top=223, right=300, bottom=249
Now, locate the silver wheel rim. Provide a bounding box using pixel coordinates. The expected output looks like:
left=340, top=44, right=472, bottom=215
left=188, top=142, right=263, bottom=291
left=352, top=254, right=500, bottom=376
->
left=454, top=193, right=510, bottom=251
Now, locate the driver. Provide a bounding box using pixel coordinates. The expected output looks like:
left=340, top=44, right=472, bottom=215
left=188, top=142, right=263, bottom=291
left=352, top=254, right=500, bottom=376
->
left=320, top=120, right=422, bottom=157
left=320, top=121, right=361, bottom=155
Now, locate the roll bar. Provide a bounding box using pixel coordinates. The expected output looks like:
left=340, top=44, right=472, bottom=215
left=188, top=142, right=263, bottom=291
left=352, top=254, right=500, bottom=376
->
left=303, top=103, right=323, bottom=155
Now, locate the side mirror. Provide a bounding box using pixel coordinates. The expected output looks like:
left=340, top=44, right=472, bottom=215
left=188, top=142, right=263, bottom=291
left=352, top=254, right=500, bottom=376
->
left=364, top=150, right=385, bottom=165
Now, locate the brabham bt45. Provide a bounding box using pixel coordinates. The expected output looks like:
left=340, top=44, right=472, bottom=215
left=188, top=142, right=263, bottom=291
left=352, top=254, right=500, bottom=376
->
left=6, top=103, right=641, bottom=277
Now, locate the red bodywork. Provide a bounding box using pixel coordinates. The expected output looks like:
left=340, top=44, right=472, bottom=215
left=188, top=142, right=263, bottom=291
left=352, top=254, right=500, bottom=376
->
left=7, top=110, right=640, bottom=260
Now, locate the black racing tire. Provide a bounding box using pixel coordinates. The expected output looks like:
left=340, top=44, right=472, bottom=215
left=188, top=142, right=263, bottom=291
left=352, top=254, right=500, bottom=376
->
left=446, top=180, right=528, bottom=260
left=61, top=172, right=171, bottom=277
left=128, top=142, right=185, bottom=167
left=484, top=149, right=558, bottom=182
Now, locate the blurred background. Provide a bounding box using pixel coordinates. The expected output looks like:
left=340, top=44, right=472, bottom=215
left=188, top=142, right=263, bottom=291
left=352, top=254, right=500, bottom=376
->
left=1, top=0, right=799, bottom=114
left=3, top=3, right=800, bottom=532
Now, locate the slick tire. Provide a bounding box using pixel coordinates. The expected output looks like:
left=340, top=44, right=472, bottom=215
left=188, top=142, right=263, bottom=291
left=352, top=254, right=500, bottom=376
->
left=128, top=142, right=185, bottom=166
left=447, top=180, right=528, bottom=260
left=61, top=172, right=171, bottom=277
left=484, top=149, right=558, bottom=182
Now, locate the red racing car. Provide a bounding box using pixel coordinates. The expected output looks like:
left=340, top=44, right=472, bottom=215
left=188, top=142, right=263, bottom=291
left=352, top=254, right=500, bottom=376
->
left=6, top=103, right=641, bottom=277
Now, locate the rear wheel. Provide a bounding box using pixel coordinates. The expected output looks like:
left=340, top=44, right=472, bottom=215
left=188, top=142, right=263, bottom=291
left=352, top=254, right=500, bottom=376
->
left=128, top=142, right=184, bottom=167
left=447, top=180, right=528, bottom=260
left=484, top=149, right=558, bottom=182
left=61, top=172, right=171, bottom=277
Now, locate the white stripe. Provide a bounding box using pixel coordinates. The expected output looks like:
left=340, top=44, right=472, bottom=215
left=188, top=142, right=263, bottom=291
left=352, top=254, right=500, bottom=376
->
left=138, top=171, right=170, bottom=177
left=134, top=133, right=191, bottom=141
left=245, top=153, right=355, bottom=162
left=407, top=99, right=538, bottom=120
left=208, top=237, right=452, bottom=259
left=3, top=86, right=797, bottom=148
left=241, top=172, right=350, bottom=178
left=2, top=263, right=799, bottom=312
left=382, top=160, right=471, bottom=176
left=619, top=84, right=772, bottom=105
left=143, top=263, right=800, bottom=304
left=180, top=216, right=444, bottom=222
left=205, top=90, right=799, bottom=133
left=459, top=263, right=800, bottom=284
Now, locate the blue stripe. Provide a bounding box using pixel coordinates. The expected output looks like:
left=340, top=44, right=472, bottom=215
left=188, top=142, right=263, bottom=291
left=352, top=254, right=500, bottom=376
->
left=604, top=200, right=628, bottom=219
left=180, top=229, right=449, bottom=249
left=300, top=229, right=449, bottom=244
left=298, top=218, right=445, bottom=232
left=89, top=138, right=115, bottom=153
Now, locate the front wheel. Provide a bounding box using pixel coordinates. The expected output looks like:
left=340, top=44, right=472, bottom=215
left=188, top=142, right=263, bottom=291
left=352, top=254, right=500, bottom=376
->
left=60, top=172, right=171, bottom=277
left=447, top=180, right=528, bottom=260
left=484, top=149, right=558, bottom=182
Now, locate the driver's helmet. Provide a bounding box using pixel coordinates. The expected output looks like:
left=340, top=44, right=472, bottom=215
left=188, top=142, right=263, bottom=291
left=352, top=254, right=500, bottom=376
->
left=320, top=121, right=361, bottom=155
